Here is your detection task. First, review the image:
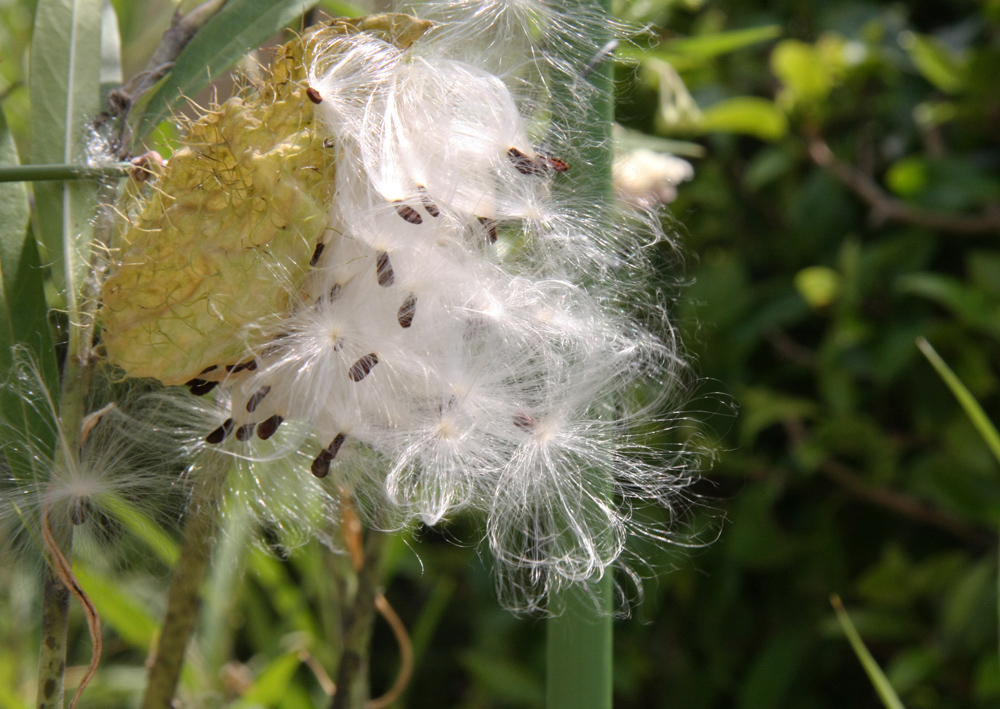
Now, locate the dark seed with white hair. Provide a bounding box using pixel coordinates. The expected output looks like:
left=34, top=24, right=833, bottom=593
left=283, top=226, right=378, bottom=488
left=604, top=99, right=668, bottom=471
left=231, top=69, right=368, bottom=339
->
left=479, top=217, right=498, bottom=244
left=397, top=293, right=417, bottom=328
left=70, top=497, right=90, bottom=525
left=418, top=186, right=440, bottom=217
left=187, top=378, right=218, bottom=396
left=348, top=353, right=379, bottom=382
left=394, top=201, right=423, bottom=224
left=206, top=418, right=235, bottom=444
left=235, top=423, right=256, bottom=441
left=310, top=242, right=325, bottom=267
left=376, top=251, right=395, bottom=287
left=508, top=147, right=542, bottom=175
left=513, top=412, right=537, bottom=432
left=256, top=414, right=284, bottom=440
left=246, top=386, right=271, bottom=413
left=310, top=433, right=347, bottom=478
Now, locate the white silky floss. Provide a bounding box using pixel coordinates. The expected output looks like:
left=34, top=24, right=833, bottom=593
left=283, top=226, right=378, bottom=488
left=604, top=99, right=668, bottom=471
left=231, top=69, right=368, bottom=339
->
left=220, top=7, right=693, bottom=610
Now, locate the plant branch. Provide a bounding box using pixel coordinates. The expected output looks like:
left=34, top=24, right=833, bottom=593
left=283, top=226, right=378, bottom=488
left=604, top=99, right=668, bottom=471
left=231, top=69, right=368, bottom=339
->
left=100, top=0, right=230, bottom=158
left=35, top=171, right=119, bottom=709
left=141, top=463, right=224, bottom=709
left=36, top=513, right=72, bottom=709
left=807, top=137, right=1000, bottom=235
left=0, top=163, right=131, bottom=183
left=328, top=522, right=388, bottom=709
left=781, top=418, right=991, bottom=545
left=819, top=458, right=991, bottom=546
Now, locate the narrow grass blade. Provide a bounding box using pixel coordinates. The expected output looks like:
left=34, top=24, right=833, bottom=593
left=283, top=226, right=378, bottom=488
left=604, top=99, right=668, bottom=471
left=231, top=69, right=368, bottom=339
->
left=28, top=0, right=103, bottom=305
left=916, top=336, right=1000, bottom=680
left=74, top=562, right=159, bottom=651
left=102, top=495, right=180, bottom=566
left=137, top=0, right=320, bottom=136
left=916, top=337, right=1000, bottom=466
left=830, top=594, right=906, bottom=709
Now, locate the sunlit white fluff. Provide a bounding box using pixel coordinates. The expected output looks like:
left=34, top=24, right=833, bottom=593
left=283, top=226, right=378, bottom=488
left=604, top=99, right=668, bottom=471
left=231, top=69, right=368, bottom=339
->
left=0, top=352, right=185, bottom=566
left=122, top=1, right=699, bottom=612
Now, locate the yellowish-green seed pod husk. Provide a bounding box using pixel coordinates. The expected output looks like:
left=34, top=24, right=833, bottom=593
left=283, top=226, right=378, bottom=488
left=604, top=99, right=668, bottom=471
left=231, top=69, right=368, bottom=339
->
left=101, top=14, right=432, bottom=386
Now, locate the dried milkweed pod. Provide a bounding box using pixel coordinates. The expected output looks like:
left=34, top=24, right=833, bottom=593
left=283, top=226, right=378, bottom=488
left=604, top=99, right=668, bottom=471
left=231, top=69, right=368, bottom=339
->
left=100, top=14, right=432, bottom=386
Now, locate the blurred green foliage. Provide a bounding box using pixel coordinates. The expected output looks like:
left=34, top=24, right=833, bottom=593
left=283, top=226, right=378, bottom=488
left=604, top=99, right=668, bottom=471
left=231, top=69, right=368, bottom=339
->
left=2, top=0, right=1000, bottom=707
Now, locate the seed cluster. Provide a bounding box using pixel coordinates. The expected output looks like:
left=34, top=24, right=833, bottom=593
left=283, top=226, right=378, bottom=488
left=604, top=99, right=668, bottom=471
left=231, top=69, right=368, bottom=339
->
left=101, top=9, right=693, bottom=608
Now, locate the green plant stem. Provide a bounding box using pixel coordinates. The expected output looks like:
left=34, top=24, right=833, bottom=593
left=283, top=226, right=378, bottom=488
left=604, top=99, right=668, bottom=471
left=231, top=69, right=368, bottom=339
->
left=141, top=468, right=223, bottom=709
left=545, top=0, right=615, bottom=707
left=36, top=366, right=92, bottom=709
left=0, top=163, right=131, bottom=183
left=34, top=175, right=116, bottom=709
left=35, top=515, right=73, bottom=709
left=547, top=583, right=614, bottom=708
left=328, top=529, right=388, bottom=709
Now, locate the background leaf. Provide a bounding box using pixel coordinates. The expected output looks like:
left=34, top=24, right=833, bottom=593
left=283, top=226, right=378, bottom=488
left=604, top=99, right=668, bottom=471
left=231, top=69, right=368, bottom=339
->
left=28, top=0, right=103, bottom=305
left=0, top=104, right=58, bottom=461
left=698, top=97, right=788, bottom=141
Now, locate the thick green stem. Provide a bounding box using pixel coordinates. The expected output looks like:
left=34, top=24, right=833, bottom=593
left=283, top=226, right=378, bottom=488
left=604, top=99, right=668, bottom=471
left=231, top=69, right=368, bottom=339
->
left=0, top=163, right=131, bottom=183
left=35, top=516, right=73, bottom=709
left=547, top=583, right=614, bottom=708
left=545, top=0, right=615, bottom=707
left=328, top=529, right=388, bottom=709
left=34, top=173, right=116, bottom=709
left=141, top=469, right=223, bottom=709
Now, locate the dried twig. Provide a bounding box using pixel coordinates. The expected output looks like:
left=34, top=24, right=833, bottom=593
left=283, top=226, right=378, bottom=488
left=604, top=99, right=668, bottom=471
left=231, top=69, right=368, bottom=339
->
left=98, top=0, right=230, bottom=157
left=807, top=137, right=1000, bottom=235
left=782, top=419, right=992, bottom=545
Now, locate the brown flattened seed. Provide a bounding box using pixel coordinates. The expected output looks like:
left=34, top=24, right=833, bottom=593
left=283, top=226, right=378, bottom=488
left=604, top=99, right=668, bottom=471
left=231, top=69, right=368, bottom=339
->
left=376, top=251, right=395, bottom=287
left=206, top=418, right=235, bottom=444
left=348, top=353, right=379, bottom=381
left=256, top=414, right=284, bottom=440
left=397, top=293, right=417, bottom=328
left=246, top=386, right=271, bottom=413
left=393, top=201, right=423, bottom=224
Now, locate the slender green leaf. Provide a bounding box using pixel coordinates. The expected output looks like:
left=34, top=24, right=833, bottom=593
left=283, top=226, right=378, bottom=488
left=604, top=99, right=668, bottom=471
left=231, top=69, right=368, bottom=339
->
left=657, top=25, right=781, bottom=59
left=103, top=495, right=180, bottom=566
left=830, top=595, right=907, bottom=709
left=74, top=562, right=159, bottom=651
left=899, top=31, right=965, bottom=94
left=237, top=652, right=301, bottom=707
left=0, top=104, right=58, bottom=461
left=618, top=25, right=780, bottom=71
left=99, top=0, right=123, bottom=104
left=29, top=0, right=103, bottom=315
left=916, top=337, right=1000, bottom=467
left=615, top=126, right=706, bottom=158
left=698, top=96, right=788, bottom=141
left=318, top=0, right=365, bottom=16
left=138, top=0, right=320, bottom=136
